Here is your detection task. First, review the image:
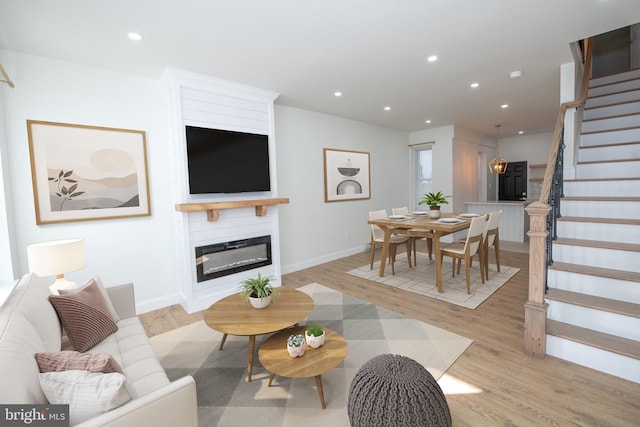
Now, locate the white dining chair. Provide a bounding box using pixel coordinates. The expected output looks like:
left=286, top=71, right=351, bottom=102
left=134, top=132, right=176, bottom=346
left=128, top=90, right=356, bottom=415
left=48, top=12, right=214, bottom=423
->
left=483, top=211, right=502, bottom=280
left=439, top=216, right=485, bottom=294
left=391, top=206, right=434, bottom=265
left=369, top=210, right=412, bottom=274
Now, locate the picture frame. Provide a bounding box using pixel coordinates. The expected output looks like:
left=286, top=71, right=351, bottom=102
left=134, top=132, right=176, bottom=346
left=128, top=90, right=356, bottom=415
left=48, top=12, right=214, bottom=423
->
left=323, top=148, right=371, bottom=202
left=27, top=120, right=151, bottom=224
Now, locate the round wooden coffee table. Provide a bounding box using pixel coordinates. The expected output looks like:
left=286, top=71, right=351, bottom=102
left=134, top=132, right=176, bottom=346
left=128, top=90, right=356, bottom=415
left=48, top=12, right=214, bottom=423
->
left=204, top=288, right=313, bottom=381
left=258, top=325, right=348, bottom=409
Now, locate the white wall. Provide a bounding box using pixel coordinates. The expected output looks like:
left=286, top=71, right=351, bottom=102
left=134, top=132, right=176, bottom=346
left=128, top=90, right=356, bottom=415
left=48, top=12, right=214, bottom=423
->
left=275, top=105, right=410, bottom=273
left=1, top=51, right=180, bottom=310
left=0, top=51, right=413, bottom=310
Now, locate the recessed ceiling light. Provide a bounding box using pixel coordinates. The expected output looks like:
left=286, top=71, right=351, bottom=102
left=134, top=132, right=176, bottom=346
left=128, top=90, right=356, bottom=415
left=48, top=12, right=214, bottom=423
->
left=334, top=91, right=342, bottom=97
left=518, top=130, right=524, bottom=134
left=425, top=119, right=432, bottom=124
left=510, top=70, right=523, bottom=79
left=470, top=82, right=479, bottom=88
left=427, top=55, right=438, bottom=62
left=384, top=106, right=391, bottom=111
left=501, top=104, right=509, bottom=109
left=128, top=32, right=143, bottom=41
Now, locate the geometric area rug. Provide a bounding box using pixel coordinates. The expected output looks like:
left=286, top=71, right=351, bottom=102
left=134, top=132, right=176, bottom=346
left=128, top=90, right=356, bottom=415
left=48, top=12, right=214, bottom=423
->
left=347, top=252, right=520, bottom=309
left=150, top=283, right=473, bottom=427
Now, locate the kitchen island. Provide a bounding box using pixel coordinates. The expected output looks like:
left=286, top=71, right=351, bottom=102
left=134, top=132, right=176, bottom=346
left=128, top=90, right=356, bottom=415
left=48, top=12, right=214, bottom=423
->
left=464, top=201, right=530, bottom=242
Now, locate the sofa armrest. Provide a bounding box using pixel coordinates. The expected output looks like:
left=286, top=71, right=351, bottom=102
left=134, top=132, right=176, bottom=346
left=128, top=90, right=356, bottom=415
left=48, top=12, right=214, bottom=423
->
left=75, top=375, right=198, bottom=427
left=105, top=283, right=137, bottom=319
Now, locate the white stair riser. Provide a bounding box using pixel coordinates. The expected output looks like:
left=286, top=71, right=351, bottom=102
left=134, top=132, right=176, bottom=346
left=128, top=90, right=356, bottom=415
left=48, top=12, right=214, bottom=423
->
left=560, top=200, right=640, bottom=219
left=547, top=269, right=640, bottom=303
left=585, top=89, right=640, bottom=108
left=575, top=161, right=640, bottom=179
left=563, top=179, right=640, bottom=196
left=578, top=143, right=640, bottom=162
left=580, top=128, right=640, bottom=146
left=588, top=79, right=640, bottom=97
left=583, top=101, right=640, bottom=120
left=582, top=114, right=640, bottom=133
left=553, top=243, right=640, bottom=272
left=547, top=300, right=640, bottom=340
left=556, top=221, right=640, bottom=244
left=546, top=335, right=640, bottom=384
left=590, top=69, right=640, bottom=87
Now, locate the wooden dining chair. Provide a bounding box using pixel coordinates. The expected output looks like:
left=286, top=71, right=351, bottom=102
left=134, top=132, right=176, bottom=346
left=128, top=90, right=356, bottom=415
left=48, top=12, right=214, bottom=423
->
left=369, top=210, right=412, bottom=274
left=439, top=216, right=485, bottom=294
left=483, top=211, right=502, bottom=280
left=392, top=206, right=434, bottom=265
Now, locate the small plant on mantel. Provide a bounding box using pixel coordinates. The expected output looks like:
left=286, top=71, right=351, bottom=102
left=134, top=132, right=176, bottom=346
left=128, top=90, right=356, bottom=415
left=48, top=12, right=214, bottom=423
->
left=239, top=273, right=278, bottom=309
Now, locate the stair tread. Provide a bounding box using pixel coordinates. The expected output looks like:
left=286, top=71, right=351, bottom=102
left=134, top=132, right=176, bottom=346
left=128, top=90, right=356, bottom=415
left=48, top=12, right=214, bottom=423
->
left=546, top=288, right=640, bottom=318
left=562, top=196, right=640, bottom=201
left=584, top=98, right=640, bottom=111
left=565, top=176, right=640, bottom=182
left=582, top=125, right=640, bottom=135
left=549, top=261, right=640, bottom=283
left=587, top=87, right=640, bottom=100
left=558, top=216, right=640, bottom=225
left=579, top=141, right=640, bottom=150
left=577, top=158, right=640, bottom=165
left=547, top=320, right=640, bottom=360
left=554, top=238, right=640, bottom=252
left=583, top=112, right=640, bottom=123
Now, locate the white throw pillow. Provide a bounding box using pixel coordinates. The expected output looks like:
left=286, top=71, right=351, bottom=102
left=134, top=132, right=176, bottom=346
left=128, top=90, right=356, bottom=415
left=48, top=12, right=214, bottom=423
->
left=39, top=370, right=131, bottom=425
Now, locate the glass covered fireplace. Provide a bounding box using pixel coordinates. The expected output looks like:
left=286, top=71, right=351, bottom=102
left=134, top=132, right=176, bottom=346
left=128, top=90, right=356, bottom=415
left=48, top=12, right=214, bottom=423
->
left=195, top=235, right=272, bottom=283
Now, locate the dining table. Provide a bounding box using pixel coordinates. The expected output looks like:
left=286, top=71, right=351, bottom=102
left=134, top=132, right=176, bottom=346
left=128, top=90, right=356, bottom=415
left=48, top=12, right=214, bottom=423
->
left=368, top=212, right=482, bottom=292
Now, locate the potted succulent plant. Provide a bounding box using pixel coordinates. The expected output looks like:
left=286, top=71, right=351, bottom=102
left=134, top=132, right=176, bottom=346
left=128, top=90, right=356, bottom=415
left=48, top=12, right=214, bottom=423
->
left=418, top=191, right=450, bottom=218
left=239, top=272, right=279, bottom=309
left=287, top=334, right=306, bottom=357
left=305, top=323, right=326, bottom=348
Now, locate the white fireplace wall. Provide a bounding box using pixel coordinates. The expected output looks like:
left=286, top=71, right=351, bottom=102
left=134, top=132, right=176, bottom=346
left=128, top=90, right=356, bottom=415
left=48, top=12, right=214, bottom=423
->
left=162, top=68, right=281, bottom=313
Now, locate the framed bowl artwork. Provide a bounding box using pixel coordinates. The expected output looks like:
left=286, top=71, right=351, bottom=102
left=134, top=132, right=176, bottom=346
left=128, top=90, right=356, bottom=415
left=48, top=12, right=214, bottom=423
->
left=323, top=148, right=371, bottom=202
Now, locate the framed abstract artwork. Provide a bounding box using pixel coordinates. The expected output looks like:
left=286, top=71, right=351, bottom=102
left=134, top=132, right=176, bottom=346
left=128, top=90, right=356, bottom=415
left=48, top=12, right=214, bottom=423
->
left=27, top=120, right=151, bottom=224
left=323, top=148, right=371, bottom=202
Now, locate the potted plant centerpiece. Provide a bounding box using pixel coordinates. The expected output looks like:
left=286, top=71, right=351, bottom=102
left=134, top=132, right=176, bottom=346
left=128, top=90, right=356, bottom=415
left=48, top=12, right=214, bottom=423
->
left=305, top=323, right=325, bottom=348
left=418, top=191, right=450, bottom=219
left=287, top=334, right=306, bottom=357
left=239, top=272, right=279, bottom=309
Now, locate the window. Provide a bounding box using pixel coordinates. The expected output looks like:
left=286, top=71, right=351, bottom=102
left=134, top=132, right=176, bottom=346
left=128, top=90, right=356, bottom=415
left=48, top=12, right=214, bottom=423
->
left=412, top=146, right=433, bottom=210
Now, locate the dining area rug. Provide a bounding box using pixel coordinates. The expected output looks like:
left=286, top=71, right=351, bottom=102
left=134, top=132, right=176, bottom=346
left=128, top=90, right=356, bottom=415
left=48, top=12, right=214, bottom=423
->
left=150, top=283, right=472, bottom=427
left=347, top=252, right=520, bottom=309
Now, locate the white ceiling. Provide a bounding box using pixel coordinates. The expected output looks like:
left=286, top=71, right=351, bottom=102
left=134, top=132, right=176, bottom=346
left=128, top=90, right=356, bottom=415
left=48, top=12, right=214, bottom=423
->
left=1, top=0, right=640, bottom=137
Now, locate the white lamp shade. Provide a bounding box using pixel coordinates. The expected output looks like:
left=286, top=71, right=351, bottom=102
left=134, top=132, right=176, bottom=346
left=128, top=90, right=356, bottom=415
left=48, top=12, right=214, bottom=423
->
left=27, top=238, right=86, bottom=277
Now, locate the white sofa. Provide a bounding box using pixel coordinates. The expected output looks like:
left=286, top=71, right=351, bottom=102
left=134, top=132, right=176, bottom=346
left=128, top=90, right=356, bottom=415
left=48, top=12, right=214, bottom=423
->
left=0, top=273, right=198, bottom=426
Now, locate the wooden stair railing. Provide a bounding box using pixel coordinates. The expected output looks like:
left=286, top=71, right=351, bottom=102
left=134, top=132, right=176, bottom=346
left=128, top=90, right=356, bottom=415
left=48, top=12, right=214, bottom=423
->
left=524, top=37, right=593, bottom=358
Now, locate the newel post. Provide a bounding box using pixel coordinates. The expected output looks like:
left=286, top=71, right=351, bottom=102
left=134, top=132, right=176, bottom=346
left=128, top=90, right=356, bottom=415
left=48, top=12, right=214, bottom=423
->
left=524, top=201, right=551, bottom=358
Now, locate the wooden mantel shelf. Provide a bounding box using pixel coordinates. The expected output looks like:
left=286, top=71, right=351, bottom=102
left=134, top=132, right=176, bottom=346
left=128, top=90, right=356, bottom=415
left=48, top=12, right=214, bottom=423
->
left=175, top=198, right=290, bottom=222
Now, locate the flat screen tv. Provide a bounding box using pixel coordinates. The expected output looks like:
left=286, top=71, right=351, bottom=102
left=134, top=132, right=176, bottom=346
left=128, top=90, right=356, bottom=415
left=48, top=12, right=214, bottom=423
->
left=185, top=126, right=271, bottom=194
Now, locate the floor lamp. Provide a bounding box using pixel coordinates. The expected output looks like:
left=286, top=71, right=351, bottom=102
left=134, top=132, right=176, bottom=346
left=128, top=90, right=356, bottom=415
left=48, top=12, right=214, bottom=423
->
left=27, top=238, right=86, bottom=294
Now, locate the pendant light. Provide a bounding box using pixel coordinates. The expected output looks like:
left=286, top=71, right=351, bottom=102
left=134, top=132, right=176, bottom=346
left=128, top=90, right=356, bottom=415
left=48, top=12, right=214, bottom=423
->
left=488, top=124, right=508, bottom=174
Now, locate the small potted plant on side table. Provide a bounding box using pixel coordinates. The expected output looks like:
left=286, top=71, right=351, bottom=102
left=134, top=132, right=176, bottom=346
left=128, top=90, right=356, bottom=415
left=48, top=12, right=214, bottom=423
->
left=418, top=191, right=450, bottom=219
left=239, top=272, right=279, bottom=309
left=305, top=323, right=326, bottom=348
left=287, top=334, right=306, bottom=357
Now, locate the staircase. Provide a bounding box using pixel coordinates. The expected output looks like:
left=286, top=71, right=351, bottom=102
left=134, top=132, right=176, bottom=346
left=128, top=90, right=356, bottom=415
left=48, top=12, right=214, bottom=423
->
left=544, top=68, right=640, bottom=384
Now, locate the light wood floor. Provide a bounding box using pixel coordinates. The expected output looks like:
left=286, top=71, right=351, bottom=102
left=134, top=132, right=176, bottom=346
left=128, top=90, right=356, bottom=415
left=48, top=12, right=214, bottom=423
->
left=139, top=248, right=640, bottom=426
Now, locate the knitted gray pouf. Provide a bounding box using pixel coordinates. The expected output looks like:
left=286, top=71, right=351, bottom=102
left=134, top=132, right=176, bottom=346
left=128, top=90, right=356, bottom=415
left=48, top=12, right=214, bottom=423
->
left=348, top=354, right=452, bottom=427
